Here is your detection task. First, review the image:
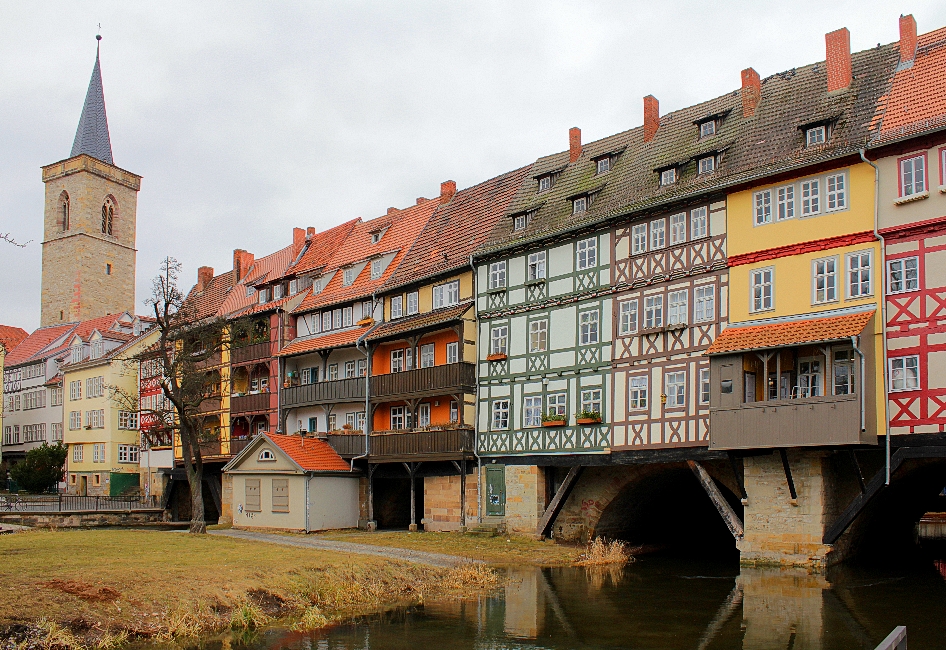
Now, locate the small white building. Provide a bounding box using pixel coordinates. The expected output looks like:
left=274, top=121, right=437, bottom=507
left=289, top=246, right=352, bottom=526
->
left=223, top=432, right=360, bottom=532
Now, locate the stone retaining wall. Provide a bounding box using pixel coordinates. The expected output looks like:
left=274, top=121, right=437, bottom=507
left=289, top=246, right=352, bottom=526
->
left=0, top=509, right=166, bottom=528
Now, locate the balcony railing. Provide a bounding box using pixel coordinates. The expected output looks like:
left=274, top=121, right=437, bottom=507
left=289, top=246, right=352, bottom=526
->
left=326, top=433, right=367, bottom=458
left=231, top=392, right=271, bottom=414
left=283, top=377, right=366, bottom=408
left=231, top=341, right=272, bottom=365
left=370, top=362, right=475, bottom=401
left=323, top=427, right=475, bottom=462
left=228, top=438, right=252, bottom=456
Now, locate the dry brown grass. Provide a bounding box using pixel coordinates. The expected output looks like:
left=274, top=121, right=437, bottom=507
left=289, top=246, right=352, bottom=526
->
left=0, top=529, right=502, bottom=648
left=574, top=537, right=634, bottom=566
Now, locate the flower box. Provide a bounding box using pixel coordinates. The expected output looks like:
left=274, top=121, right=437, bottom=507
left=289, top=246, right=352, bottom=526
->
left=486, top=353, right=507, bottom=362
left=542, top=420, right=566, bottom=427
left=357, top=317, right=374, bottom=327
left=576, top=417, right=601, bottom=425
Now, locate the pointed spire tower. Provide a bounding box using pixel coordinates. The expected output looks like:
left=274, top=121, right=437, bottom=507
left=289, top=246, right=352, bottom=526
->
left=70, top=35, right=114, bottom=164
left=39, top=35, right=141, bottom=326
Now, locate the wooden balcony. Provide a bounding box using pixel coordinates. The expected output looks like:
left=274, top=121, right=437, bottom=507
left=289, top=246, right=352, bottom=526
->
left=324, top=428, right=475, bottom=462
left=228, top=438, right=252, bottom=456
left=231, top=392, right=271, bottom=415
left=231, top=341, right=272, bottom=365
left=283, top=378, right=365, bottom=409
left=370, top=362, right=475, bottom=402
left=326, top=433, right=367, bottom=458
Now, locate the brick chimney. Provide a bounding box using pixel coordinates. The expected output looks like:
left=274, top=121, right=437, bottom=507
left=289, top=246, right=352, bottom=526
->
left=440, top=180, right=457, bottom=204
left=387, top=207, right=398, bottom=215
left=306, top=226, right=316, bottom=239
left=899, top=14, right=917, bottom=65
left=416, top=197, right=428, bottom=205
left=741, top=68, right=761, bottom=117
left=196, top=266, right=214, bottom=292
left=233, top=249, right=255, bottom=282
left=292, top=227, right=306, bottom=257
left=569, top=127, right=582, bottom=162
left=825, top=28, right=852, bottom=92
left=643, top=95, right=659, bottom=142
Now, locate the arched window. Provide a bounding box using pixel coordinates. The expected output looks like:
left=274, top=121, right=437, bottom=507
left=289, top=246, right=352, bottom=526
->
left=258, top=449, right=276, bottom=461
left=101, top=196, right=115, bottom=235
left=60, top=192, right=70, bottom=231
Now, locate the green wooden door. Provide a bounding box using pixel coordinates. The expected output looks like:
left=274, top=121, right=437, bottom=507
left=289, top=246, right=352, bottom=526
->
left=485, top=465, right=506, bottom=516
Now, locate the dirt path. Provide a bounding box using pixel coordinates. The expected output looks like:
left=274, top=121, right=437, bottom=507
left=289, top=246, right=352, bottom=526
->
left=211, top=529, right=480, bottom=568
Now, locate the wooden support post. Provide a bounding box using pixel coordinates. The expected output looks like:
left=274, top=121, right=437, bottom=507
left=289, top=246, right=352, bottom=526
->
left=688, top=460, right=744, bottom=540
left=366, top=464, right=377, bottom=530
left=403, top=462, right=422, bottom=531
left=779, top=449, right=798, bottom=502
left=849, top=450, right=867, bottom=494
left=537, top=466, right=583, bottom=538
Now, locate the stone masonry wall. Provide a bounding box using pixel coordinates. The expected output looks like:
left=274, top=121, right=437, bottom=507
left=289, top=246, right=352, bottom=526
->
left=0, top=509, right=165, bottom=528
left=502, top=465, right=546, bottom=534
left=422, top=473, right=478, bottom=531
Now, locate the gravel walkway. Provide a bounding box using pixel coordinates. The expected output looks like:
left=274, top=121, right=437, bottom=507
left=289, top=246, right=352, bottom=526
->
left=211, top=529, right=478, bottom=568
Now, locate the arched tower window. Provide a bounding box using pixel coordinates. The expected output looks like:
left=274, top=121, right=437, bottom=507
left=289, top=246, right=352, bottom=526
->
left=101, top=196, right=115, bottom=236
left=59, top=192, right=70, bottom=231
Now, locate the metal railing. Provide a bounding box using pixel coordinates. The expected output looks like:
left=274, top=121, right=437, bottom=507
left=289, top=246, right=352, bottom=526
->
left=0, top=494, right=158, bottom=512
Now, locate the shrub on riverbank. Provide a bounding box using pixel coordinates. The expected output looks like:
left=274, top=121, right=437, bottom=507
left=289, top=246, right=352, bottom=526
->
left=575, top=537, right=633, bottom=566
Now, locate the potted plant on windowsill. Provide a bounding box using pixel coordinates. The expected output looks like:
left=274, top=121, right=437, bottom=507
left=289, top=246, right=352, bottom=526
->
left=542, top=412, right=566, bottom=427
left=576, top=409, right=602, bottom=425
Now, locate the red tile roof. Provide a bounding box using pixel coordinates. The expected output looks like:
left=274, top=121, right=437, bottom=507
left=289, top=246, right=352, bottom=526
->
left=291, top=219, right=360, bottom=276
left=365, top=301, right=473, bottom=341
left=874, top=27, right=946, bottom=142
left=265, top=433, right=351, bottom=472
left=217, top=244, right=298, bottom=317
left=4, top=324, right=76, bottom=366
left=0, top=325, right=28, bottom=354
left=277, top=326, right=371, bottom=357
left=706, top=310, right=874, bottom=355
left=184, top=271, right=236, bottom=322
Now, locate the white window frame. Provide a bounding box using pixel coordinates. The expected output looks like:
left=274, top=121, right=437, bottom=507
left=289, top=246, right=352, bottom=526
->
left=538, top=175, right=552, bottom=192
left=446, top=341, right=459, bottom=364
left=69, top=411, right=81, bottom=430
left=669, top=212, right=686, bottom=245
left=489, top=262, right=507, bottom=290
left=371, top=258, right=383, bottom=280
left=417, top=403, right=431, bottom=428
left=390, top=349, right=405, bottom=373
left=406, top=291, right=419, bottom=315
left=887, top=257, right=919, bottom=294
left=825, top=173, right=847, bottom=212
left=342, top=306, right=353, bottom=327
left=631, top=223, right=647, bottom=254
left=628, top=376, right=648, bottom=410
left=699, top=368, right=711, bottom=404
left=644, top=294, right=663, bottom=329
left=667, top=290, right=688, bottom=326
left=698, top=156, right=715, bottom=174
left=420, top=343, right=435, bottom=368
left=118, top=411, right=139, bottom=430
left=547, top=392, right=566, bottom=417
left=889, top=355, right=920, bottom=392
left=576, top=237, right=597, bottom=270
left=343, top=267, right=355, bottom=286
left=118, top=445, right=139, bottom=463
left=527, top=252, right=547, bottom=281
left=390, top=295, right=403, bottom=319
left=750, top=267, right=774, bottom=312
left=899, top=154, right=927, bottom=197
left=596, top=157, right=611, bottom=174
left=523, top=396, right=542, bottom=427
left=806, top=126, right=826, bottom=147
left=572, top=196, right=588, bottom=214
left=619, top=299, right=638, bottom=335
left=490, top=325, right=508, bottom=355
left=699, top=120, right=716, bottom=138
left=580, top=389, right=602, bottom=415
left=777, top=185, right=795, bottom=220
left=529, top=319, right=548, bottom=353
left=390, top=406, right=407, bottom=430
left=754, top=190, right=773, bottom=225
left=693, top=285, right=715, bottom=323
left=492, top=400, right=509, bottom=429
left=579, top=310, right=599, bottom=345
left=73, top=444, right=84, bottom=462
left=650, top=219, right=666, bottom=250
left=660, top=168, right=676, bottom=186
left=690, top=207, right=708, bottom=239
left=801, top=179, right=820, bottom=216
left=846, top=250, right=873, bottom=299
left=665, top=371, right=686, bottom=408
left=812, top=256, right=838, bottom=304
left=513, top=213, right=528, bottom=231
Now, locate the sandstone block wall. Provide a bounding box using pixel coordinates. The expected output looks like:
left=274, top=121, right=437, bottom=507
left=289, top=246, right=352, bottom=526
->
left=502, top=465, right=546, bottom=534
left=422, top=473, right=478, bottom=531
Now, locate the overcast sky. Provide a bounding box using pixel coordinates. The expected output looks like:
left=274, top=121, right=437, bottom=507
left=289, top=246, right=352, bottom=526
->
left=2, top=1, right=944, bottom=332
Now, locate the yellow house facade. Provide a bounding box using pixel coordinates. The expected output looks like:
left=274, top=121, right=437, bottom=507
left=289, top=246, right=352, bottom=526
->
left=63, top=327, right=159, bottom=496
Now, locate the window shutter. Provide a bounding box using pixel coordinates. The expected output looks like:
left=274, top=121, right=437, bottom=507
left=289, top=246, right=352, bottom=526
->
left=272, top=479, right=290, bottom=513
left=245, top=479, right=261, bottom=512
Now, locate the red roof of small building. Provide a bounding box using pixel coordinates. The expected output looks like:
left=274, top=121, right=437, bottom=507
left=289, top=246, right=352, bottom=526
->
left=0, top=325, right=28, bottom=354
left=706, top=310, right=874, bottom=355
left=277, top=326, right=370, bottom=357
left=265, top=433, right=351, bottom=472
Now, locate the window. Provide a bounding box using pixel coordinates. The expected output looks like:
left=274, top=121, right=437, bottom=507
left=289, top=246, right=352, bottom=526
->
left=357, top=359, right=367, bottom=377
left=492, top=400, right=509, bottom=429
left=272, top=479, right=290, bottom=513
left=887, top=257, right=919, bottom=294
left=547, top=392, right=566, bottom=417
left=513, top=213, right=528, bottom=231
left=106, top=263, right=112, bottom=275
left=344, top=268, right=357, bottom=286
left=51, top=423, right=63, bottom=441
left=576, top=237, right=597, bottom=270
left=60, top=192, right=70, bottom=231
left=801, top=179, right=820, bottom=215
left=450, top=400, right=458, bottom=423
left=301, top=367, right=317, bottom=384
left=900, top=155, right=926, bottom=197
left=371, top=258, right=383, bottom=279
left=371, top=231, right=383, bottom=244
left=73, top=445, right=84, bottom=462
left=806, top=126, right=826, bottom=147
left=356, top=411, right=366, bottom=430
left=446, top=342, right=459, bottom=364
left=529, top=320, right=548, bottom=353
left=650, top=219, right=666, bottom=250
left=328, top=364, right=338, bottom=380
left=777, top=185, right=795, bottom=220
left=691, top=207, right=708, bottom=239
left=699, top=120, right=716, bottom=137
left=573, top=196, right=588, bottom=214
left=101, top=196, right=115, bottom=235
left=433, top=280, right=459, bottom=308
left=631, top=223, right=647, bottom=254
left=69, top=411, right=81, bottom=430
left=71, top=344, right=83, bottom=364
left=890, top=356, right=920, bottom=391
left=694, top=285, right=715, bottom=322
left=491, top=326, right=508, bottom=355
left=246, top=285, right=256, bottom=298
left=70, top=380, right=82, bottom=401
left=272, top=284, right=284, bottom=300
left=619, top=300, right=638, bottom=335
left=420, top=343, right=435, bottom=368
left=751, top=268, right=774, bottom=312
left=327, top=414, right=337, bottom=431
left=87, top=410, right=105, bottom=428
left=812, top=257, right=838, bottom=303
left=754, top=190, right=773, bottom=225
left=417, top=403, right=431, bottom=428
left=596, top=157, right=611, bottom=174
left=524, top=396, right=542, bottom=427
left=245, top=479, right=261, bottom=512
left=407, top=291, right=419, bottom=315
left=322, top=311, right=332, bottom=331
left=660, top=168, right=676, bottom=186
left=345, top=361, right=356, bottom=378
left=390, top=295, right=403, bottom=319
left=581, top=389, right=601, bottom=415
left=390, top=406, right=406, bottom=430
left=698, top=156, right=715, bottom=174
left=489, top=262, right=507, bottom=290
left=580, top=310, right=599, bottom=345
left=118, top=411, right=139, bottom=430
left=629, top=376, right=648, bottom=410
left=92, top=443, right=106, bottom=463
left=391, top=349, right=405, bottom=373
left=667, top=291, right=688, bottom=326
left=289, top=279, right=298, bottom=295
left=847, top=251, right=872, bottom=298
left=258, top=288, right=269, bottom=305
left=118, top=445, right=139, bottom=463
left=343, top=307, right=353, bottom=327
left=665, top=371, right=686, bottom=407
left=670, top=213, right=686, bottom=245
left=824, top=174, right=848, bottom=212
left=834, top=349, right=856, bottom=395
left=538, top=175, right=552, bottom=192
left=527, top=252, right=546, bottom=281
left=644, top=295, right=663, bottom=329
left=699, top=368, right=710, bottom=404
left=798, top=357, right=822, bottom=397
left=85, top=376, right=104, bottom=398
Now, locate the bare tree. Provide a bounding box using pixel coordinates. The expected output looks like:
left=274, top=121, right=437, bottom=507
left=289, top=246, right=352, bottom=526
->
left=1, top=232, right=31, bottom=247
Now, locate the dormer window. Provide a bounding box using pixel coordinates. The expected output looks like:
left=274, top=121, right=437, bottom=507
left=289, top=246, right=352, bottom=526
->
left=90, top=340, right=103, bottom=360
left=312, top=278, right=322, bottom=293
left=273, top=284, right=284, bottom=300
left=343, top=268, right=356, bottom=286
left=371, top=229, right=386, bottom=244
left=71, top=344, right=83, bottom=364
left=512, top=210, right=534, bottom=232
left=289, top=279, right=298, bottom=294
left=596, top=157, right=611, bottom=174
left=245, top=285, right=256, bottom=298
left=699, top=120, right=716, bottom=138
left=698, top=156, right=716, bottom=174
left=572, top=196, right=588, bottom=214
left=258, top=288, right=269, bottom=305
left=371, top=258, right=383, bottom=280
left=806, top=126, right=826, bottom=147
left=538, top=175, right=553, bottom=192
left=660, top=168, right=677, bottom=186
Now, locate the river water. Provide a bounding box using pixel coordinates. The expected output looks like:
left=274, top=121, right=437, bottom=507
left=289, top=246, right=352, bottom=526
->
left=210, top=554, right=946, bottom=650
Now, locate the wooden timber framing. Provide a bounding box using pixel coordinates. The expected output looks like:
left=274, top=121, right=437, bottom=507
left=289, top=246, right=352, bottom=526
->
left=688, top=460, right=744, bottom=539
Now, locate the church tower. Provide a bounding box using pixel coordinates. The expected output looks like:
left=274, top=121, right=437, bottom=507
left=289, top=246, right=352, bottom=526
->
left=40, top=37, right=141, bottom=326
